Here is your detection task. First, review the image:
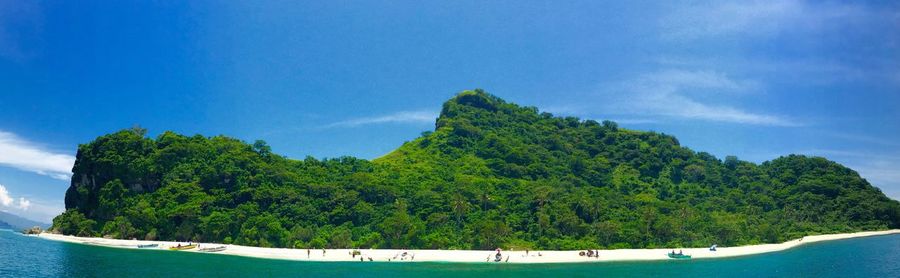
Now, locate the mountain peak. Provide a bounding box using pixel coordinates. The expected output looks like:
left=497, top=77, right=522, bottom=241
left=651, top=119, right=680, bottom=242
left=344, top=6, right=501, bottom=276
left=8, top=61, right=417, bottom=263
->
left=436, top=89, right=514, bottom=130
left=439, top=89, right=502, bottom=117
left=448, top=89, right=502, bottom=110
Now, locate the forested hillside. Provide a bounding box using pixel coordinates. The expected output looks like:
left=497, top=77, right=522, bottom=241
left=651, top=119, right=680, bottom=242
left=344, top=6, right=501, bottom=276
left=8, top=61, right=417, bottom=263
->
left=52, top=90, right=900, bottom=250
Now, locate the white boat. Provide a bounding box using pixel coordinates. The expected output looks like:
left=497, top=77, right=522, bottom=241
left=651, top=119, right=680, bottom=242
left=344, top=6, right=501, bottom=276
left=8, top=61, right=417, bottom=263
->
left=197, top=246, right=227, bottom=252
left=137, top=244, right=159, bottom=249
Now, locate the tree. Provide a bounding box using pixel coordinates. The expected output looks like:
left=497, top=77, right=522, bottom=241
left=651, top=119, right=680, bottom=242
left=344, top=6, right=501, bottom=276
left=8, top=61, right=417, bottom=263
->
left=378, top=201, right=420, bottom=248
left=612, top=165, right=643, bottom=194
left=98, top=179, right=126, bottom=217
left=101, top=216, right=136, bottom=239
left=594, top=221, right=620, bottom=247
left=473, top=219, right=510, bottom=249
left=602, top=120, right=618, bottom=131
left=52, top=210, right=95, bottom=237
left=329, top=226, right=353, bottom=248
left=200, top=211, right=233, bottom=242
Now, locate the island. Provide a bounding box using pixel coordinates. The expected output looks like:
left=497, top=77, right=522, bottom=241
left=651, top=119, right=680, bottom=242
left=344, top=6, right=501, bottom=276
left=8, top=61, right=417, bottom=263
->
left=44, top=90, right=900, bottom=262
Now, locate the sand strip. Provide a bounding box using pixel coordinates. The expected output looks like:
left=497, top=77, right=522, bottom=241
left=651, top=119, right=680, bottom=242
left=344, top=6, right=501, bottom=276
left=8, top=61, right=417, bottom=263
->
left=36, top=229, right=900, bottom=264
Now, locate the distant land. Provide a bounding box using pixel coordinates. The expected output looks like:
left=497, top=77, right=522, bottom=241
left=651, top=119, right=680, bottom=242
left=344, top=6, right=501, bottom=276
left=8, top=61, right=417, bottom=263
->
left=0, top=211, right=49, bottom=231
left=51, top=90, right=900, bottom=250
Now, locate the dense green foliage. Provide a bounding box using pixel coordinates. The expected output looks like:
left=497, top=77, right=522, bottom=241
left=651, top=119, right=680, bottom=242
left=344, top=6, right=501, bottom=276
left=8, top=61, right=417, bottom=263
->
left=53, top=90, right=900, bottom=249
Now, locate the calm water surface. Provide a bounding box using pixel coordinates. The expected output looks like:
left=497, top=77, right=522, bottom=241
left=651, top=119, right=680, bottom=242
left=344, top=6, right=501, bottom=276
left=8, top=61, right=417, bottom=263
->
left=1, top=230, right=898, bottom=277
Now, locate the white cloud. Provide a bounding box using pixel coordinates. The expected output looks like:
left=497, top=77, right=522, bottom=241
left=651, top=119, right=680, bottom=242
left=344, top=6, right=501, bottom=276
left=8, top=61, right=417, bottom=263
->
left=0, top=184, right=12, bottom=207
left=0, top=184, right=32, bottom=211
left=0, top=130, right=74, bottom=180
left=325, top=111, right=437, bottom=128
left=17, top=197, right=31, bottom=210
left=600, top=69, right=797, bottom=126
left=0, top=184, right=60, bottom=221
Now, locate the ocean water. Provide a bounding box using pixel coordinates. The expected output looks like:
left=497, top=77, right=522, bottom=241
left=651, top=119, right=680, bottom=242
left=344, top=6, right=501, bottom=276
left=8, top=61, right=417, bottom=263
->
left=1, top=230, right=898, bottom=278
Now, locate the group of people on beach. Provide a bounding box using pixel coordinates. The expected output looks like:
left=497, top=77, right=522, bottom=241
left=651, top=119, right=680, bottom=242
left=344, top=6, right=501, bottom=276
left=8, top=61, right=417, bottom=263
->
left=390, top=250, right=413, bottom=261
left=174, top=242, right=195, bottom=248
left=519, top=249, right=543, bottom=258
left=304, top=248, right=328, bottom=258
left=579, top=249, right=600, bottom=258
left=351, top=250, right=374, bottom=261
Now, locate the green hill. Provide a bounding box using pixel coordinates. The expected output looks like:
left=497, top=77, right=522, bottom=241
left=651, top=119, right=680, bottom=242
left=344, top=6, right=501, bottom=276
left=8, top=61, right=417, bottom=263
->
left=53, top=89, right=900, bottom=250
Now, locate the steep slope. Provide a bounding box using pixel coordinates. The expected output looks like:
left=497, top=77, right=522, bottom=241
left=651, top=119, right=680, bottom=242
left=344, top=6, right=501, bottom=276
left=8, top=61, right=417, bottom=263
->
left=53, top=90, right=900, bottom=249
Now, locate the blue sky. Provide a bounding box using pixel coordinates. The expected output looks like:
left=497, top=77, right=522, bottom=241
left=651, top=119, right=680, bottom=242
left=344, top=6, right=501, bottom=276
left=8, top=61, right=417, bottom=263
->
left=1, top=1, right=898, bottom=222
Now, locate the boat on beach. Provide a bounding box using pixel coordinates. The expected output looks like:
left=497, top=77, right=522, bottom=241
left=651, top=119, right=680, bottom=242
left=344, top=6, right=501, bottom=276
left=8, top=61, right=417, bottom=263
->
left=667, top=252, right=691, bottom=259
left=137, top=244, right=159, bottom=249
left=169, top=244, right=196, bottom=251
left=198, top=246, right=227, bottom=252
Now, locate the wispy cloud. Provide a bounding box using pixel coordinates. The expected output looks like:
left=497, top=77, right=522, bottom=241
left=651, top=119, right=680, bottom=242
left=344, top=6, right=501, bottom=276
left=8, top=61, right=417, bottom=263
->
left=598, top=69, right=798, bottom=126
left=24, top=198, right=63, bottom=223
left=660, top=0, right=878, bottom=41
left=542, top=105, right=659, bottom=125
left=0, top=130, right=74, bottom=180
left=821, top=132, right=900, bottom=148
left=640, top=69, right=757, bottom=92
left=324, top=111, right=437, bottom=128
left=657, top=1, right=900, bottom=91
left=656, top=56, right=876, bottom=86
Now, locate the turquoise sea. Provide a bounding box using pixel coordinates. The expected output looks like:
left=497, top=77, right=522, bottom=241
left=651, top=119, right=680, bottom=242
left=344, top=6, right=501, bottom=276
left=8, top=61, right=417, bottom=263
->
left=1, top=230, right=898, bottom=278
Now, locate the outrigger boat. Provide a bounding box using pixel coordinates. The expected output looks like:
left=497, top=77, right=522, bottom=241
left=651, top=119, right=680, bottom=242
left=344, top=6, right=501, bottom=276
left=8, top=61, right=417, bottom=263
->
left=137, top=244, right=159, bottom=249
left=198, top=246, right=227, bottom=253
left=169, top=244, right=196, bottom=251
left=667, top=251, right=691, bottom=259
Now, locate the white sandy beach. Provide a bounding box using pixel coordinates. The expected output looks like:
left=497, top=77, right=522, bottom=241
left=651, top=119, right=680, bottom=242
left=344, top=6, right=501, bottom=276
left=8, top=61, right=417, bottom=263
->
left=37, top=229, right=900, bottom=264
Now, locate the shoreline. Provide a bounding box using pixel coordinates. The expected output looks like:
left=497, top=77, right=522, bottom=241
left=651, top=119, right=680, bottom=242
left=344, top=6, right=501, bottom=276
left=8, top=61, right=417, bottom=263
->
left=36, top=229, right=900, bottom=264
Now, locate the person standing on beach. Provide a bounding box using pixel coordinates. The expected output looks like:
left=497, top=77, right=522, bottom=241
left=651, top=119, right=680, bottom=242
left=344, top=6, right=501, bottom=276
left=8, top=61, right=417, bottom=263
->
left=307, top=249, right=310, bottom=258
